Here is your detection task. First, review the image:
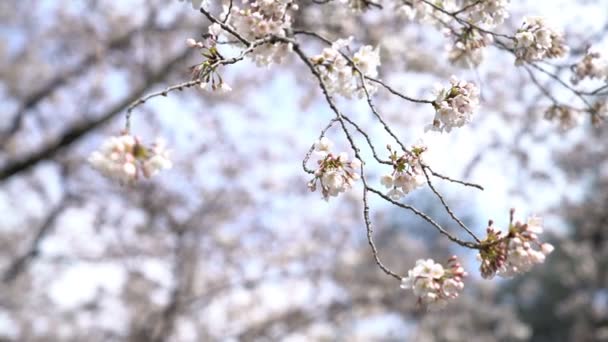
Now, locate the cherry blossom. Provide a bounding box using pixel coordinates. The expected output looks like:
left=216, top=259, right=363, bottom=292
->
left=427, top=76, right=480, bottom=133
left=396, top=0, right=457, bottom=26
left=544, top=105, right=582, bottom=131
left=307, top=137, right=361, bottom=200
left=465, top=0, right=510, bottom=27
left=514, top=16, right=568, bottom=64
left=381, top=143, right=427, bottom=200
left=446, top=28, right=493, bottom=67
left=310, top=38, right=380, bottom=98
left=88, top=134, right=172, bottom=184
left=401, top=256, right=467, bottom=310
left=224, top=0, right=297, bottom=66
left=478, top=213, right=554, bottom=279
left=571, top=50, right=608, bottom=84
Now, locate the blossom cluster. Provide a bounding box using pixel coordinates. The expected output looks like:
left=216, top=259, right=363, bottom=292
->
left=310, top=37, right=381, bottom=98
left=179, top=0, right=296, bottom=67
left=571, top=51, right=608, bottom=84
left=400, top=256, right=467, bottom=310
left=464, top=0, right=510, bottom=28
left=544, top=105, right=582, bottom=131
left=396, top=0, right=456, bottom=26
left=514, top=16, right=568, bottom=65
left=307, top=137, right=361, bottom=200
left=446, top=28, right=493, bottom=67
left=88, top=134, right=172, bottom=184
left=227, top=0, right=297, bottom=66
left=397, top=0, right=508, bottom=28
left=380, top=143, right=427, bottom=200
left=478, top=214, right=554, bottom=279
left=591, top=101, right=608, bottom=127
left=427, top=76, right=480, bottom=133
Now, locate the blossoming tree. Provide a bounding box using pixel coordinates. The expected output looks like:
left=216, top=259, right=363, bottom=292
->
left=89, top=0, right=607, bottom=309
left=1, top=0, right=607, bottom=339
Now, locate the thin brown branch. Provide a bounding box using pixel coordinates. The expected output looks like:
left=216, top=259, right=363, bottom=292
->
left=0, top=49, right=192, bottom=183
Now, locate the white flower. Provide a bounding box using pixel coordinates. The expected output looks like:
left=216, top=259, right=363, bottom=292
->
left=186, top=38, right=198, bottom=48
left=199, top=81, right=233, bottom=93
left=353, top=45, right=381, bottom=78
left=479, top=214, right=555, bottom=279
left=447, top=29, right=493, bottom=67
left=544, top=105, right=582, bottom=131
left=142, top=138, right=172, bottom=178
left=416, top=259, right=445, bottom=279
left=571, top=50, right=608, bottom=84
left=527, top=216, right=543, bottom=234
left=219, top=82, right=232, bottom=92
left=400, top=272, right=416, bottom=289
left=396, top=0, right=457, bottom=26
left=322, top=170, right=344, bottom=190
left=314, top=137, right=333, bottom=156
left=383, top=143, right=427, bottom=198
left=541, top=243, right=554, bottom=255
left=380, top=174, right=394, bottom=188
left=307, top=137, right=360, bottom=200
left=515, top=31, right=534, bottom=47
left=514, top=16, right=568, bottom=64
left=442, top=278, right=462, bottom=297
left=311, top=39, right=380, bottom=98
left=226, top=0, right=296, bottom=66
left=401, top=256, right=466, bottom=309
left=465, top=0, right=510, bottom=27
left=428, top=76, right=479, bottom=133
left=387, top=188, right=404, bottom=200
left=89, top=134, right=172, bottom=183
left=208, top=23, right=222, bottom=37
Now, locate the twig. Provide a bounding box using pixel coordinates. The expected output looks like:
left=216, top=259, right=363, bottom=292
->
left=302, top=118, right=339, bottom=174
left=424, top=164, right=484, bottom=190
left=421, top=165, right=481, bottom=242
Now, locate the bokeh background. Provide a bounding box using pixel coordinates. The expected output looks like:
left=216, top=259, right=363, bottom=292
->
left=0, top=0, right=607, bottom=341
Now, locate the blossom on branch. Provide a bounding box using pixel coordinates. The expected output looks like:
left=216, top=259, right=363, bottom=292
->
left=478, top=212, right=554, bottom=279
left=310, top=37, right=380, bottom=98
left=381, top=143, right=427, bottom=200
left=591, top=101, right=608, bottom=127
left=465, top=0, right=510, bottom=28
left=400, top=256, right=467, bottom=310
left=396, top=0, right=457, bottom=26
left=308, top=137, right=361, bottom=200
left=88, top=134, right=172, bottom=184
left=226, top=0, right=297, bottom=66
left=427, top=76, right=480, bottom=133
left=571, top=50, right=608, bottom=84
left=446, top=28, right=493, bottom=67
left=514, top=16, right=568, bottom=65
left=396, top=0, right=508, bottom=28
left=544, top=105, right=582, bottom=131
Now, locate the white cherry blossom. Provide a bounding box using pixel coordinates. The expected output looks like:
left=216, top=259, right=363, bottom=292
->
left=514, top=16, right=568, bottom=64
left=427, top=76, right=479, bottom=133
left=311, top=38, right=381, bottom=98
left=89, top=134, right=172, bottom=184
left=382, top=143, right=427, bottom=200
left=307, top=137, right=361, bottom=200
left=478, top=213, right=555, bottom=279
left=401, top=256, right=466, bottom=310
